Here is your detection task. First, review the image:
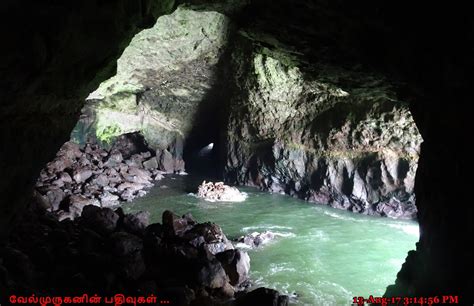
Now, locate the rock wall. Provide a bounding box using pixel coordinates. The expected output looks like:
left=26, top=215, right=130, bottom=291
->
left=71, top=3, right=424, bottom=219
left=0, top=0, right=471, bottom=302
left=72, top=6, right=231, bottom=173
left=224, top=35, right=422, bottom=218
left=0, top=205, right=276, bottom=304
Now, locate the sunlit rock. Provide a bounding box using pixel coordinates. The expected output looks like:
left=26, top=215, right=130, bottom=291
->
left=224, top=33, right=423, bottom=218
left=72, top=6, right=231, bottom=174
left=197, top=181, right=247, bottom=202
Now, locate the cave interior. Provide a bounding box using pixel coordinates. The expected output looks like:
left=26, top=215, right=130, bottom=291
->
left=0, top=0, right=471, bottom=305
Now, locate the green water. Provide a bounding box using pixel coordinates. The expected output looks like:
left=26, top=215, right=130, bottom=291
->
left=124, top=175, right=419, bottom=305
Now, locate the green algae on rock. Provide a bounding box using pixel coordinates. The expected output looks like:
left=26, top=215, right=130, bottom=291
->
left=73, top=6, right=231, bottom=156
left=224, top=33, right=423, bottom=219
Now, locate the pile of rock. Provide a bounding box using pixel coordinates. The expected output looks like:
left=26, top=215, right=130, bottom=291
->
left=236, top=231, right=279, bottom=249
left=197, top=181, right=247, bottom=202
left=0, top=205, right=288, bottom=305
left=35, top=141, right=168, bottom=220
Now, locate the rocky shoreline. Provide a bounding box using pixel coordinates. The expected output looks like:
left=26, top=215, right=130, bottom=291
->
left=0, top=201, right=288, bottom=305
left=34, top=135, right=184, bottom=221
left=22, top=137, right=289, bottom=305
left=197, top=181, right=247, bottom=202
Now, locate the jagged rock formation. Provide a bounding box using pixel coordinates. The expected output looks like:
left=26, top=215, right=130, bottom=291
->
left=35, top=139, right=166, bottom=221
left=71, top=4, right=422, bottom=219
left=0, top=0, right=471, bottom=303
left=224, top=34, right=421, bottom=218
left=0, top=205, right=279, bottom=304
left=197, top=181, right=247, bottom=202
left=72, top=6, right=231, bottom=173
left=0, top=0, right=176, bottom=238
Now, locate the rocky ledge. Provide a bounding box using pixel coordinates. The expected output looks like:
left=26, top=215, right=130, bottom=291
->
left=224, top=33, right=422, bottom=219
left=34, top=134, right=184, bottom=221
left=0, top=203, right=288, bottom=306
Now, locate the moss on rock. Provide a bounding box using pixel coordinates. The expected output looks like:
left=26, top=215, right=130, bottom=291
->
left=224, top=32, right=422, bottom=218
left=73, top=6, right=231, bottom=150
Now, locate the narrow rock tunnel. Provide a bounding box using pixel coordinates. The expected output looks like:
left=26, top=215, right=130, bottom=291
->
left=0, top=0, right=471, bottom=305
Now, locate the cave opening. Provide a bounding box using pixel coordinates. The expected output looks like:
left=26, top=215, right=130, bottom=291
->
left=25, top=2, right=423, bottom=303
left=0, top=0, right=471, bottom=305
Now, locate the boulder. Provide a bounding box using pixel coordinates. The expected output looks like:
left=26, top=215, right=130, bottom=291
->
left=81, top=206, right=119, bottom=235
left=78, top=227, right=104, bottom=253
left=59, top=141, right=83, bottom=159
left=57, top=210, right=73, bottom=221
left=0, top=247, right=35, bottom=286
left=119, top=188, right=135, bottom=202
left=99, top=191, right=120, bottom=207
left=197, top=181, right=247, bottom=202
left=119, top=252, right=146, bottom=280
left=143, top=157, right=158, bottom=170
left=216, top=249, right=250, bottom=286
left=45, top=188, right=66, bottom=211
left=185, top=222, right=225, bottom=244
left=197, top=259, right=228, bottom=289
left=72, top=167, right=92, bottom=183
left=124, top=166, right=152, bottom=185
left=110, top=231, right=143, bottom=256
left=189, top=236, right=206, bottom=248
left=236, top=231, right=278, bottom=248
left=46, top=155, right=74, bottom=174
left=157, top=149, right=175, bottom=173
left=140, top=151, right=152, bottom=159
left=128, top=167, right=152, bottom=180
left=104, top=151, right=123, bottom=168
left=68, top=195, right=100, bottom=218
left=204, top=242, right=231, bottom=255
left=236, top=287, right=289, bottom=306
left=123, top=211, right=150, bottom=235
left=58, top=172, right=73, bottom=183
left=162, top=210, right=190, bottom=237
left=91, top=174, right=109, bottom=187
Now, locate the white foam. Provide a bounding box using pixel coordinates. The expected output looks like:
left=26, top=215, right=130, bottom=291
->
left=234, top=242, right=253, bottom=249
left=387, top=223, right=419, bottom=236
left=388, top=258, right=405, bottom=268
left=322, top=210, right=361, bottom=222
left=193, top=191, right=248, bottom=202
left=241, top=225, right=293, bottom=232
left=268, top=263, right=297, bottom=275
left=311, top=229, right=329, bottom=242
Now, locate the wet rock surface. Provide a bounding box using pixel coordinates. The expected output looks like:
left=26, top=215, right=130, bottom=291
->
left=72, top=6, right=231, bottom=172
left=235, top=231, right=281, bottom=249
left=1, top=0, right=471, bottom=303
left=0, top=204, right=286, bottom=305
left=197, top=181, right=247, bottom=202
left=35, top=138, right=173, bottom=220
left=224, top=31, right=422, bottom=219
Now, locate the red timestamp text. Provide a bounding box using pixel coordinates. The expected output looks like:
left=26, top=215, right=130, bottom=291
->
left=352, top=295, right=459, bottom=305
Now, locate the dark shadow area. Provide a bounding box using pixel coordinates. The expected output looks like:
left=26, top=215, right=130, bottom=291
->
left=182, top=47, right=235, bottom=182
left=0, top=0, right=471, bottom=304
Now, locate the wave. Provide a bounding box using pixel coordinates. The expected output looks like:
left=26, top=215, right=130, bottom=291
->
left=310, top=229, right=329, bottom=242
left=268, top=263, right=297, bottom=275
left=321, top=210, right=362, bottom=222
left=188, top=192, right=248, bottom=202
left=386, top=223, right=419, bottom=236
left=241, top=225, right=294, bottom=231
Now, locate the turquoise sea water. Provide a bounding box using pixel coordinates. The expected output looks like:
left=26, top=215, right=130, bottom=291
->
left=124, top=175, right=418, bottom=305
